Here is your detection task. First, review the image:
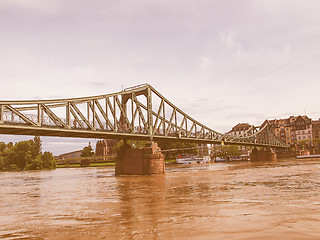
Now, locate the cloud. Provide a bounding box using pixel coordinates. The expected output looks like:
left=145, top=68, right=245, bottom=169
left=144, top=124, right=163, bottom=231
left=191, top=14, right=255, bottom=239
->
left=198, top=57, right=212, bottom=70
left=219, top=30, right=238, bottom=48
left=182, top=98, right=244, bottom=116
left=32, top=96, right=42, bottom=100
left=0, top=0, right=58, bottom=13
left=89, top=82, right=105, bottom=87
left=248, top=53, right=318, bottom=89
left=224, top=112, right=268, bottom=128
left=1, top=0, right=320, bottom=153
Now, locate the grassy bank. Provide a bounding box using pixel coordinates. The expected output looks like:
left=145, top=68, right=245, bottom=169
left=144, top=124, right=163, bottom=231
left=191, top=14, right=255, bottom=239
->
left=57, top=162, right=115, bottom=168
left=57, top=159, right=176, bottom=168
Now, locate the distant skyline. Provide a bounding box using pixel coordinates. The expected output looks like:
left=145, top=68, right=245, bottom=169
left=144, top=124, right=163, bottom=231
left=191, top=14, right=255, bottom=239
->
left=1, top=0, right=320, bottom=155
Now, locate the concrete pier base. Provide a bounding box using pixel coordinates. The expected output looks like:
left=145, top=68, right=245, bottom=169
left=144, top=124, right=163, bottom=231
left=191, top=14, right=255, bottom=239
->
left=115, top=142, right=165, bottom=175
left=250, top=148, right=277, bottom=161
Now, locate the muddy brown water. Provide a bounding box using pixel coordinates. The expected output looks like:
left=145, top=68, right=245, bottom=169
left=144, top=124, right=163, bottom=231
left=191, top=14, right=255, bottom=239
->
left=0, top=158, right=320, bottom=240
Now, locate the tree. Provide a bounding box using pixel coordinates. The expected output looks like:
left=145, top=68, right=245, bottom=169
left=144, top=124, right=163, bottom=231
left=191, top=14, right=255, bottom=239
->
left=7, top=142, right=13, bottom=148
left=9, top=141, right=33, bottom=170
left=214, top=145, right=241, bottom=158
left=26, top=151, right=56, bottom=170
left=156, top=140, right=198, bottom=159
left=31, top=136, right=42, bottom=159
left=25, top=155, right=43, bottom=170
left=0, top=142, right=6, bottom=170
left=41, top=151, right=56, bottom=169
left=312, top=138, right=320, bottom=153
left=0, top=138, right=56, bottom=171
left=0, top=142, right=6, bottom=154
left=225, top=145, right=241, bottom=157
left=113, top=140, right=149, bottom=154
left=127, top=140, right=150, bottom=148
left=0, top=156, right=5, bottom=170
left=80, top=144, right=94, bottom=157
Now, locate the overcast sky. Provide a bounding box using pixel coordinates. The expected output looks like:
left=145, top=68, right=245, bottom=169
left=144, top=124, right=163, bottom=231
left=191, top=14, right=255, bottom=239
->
left=1, top=0, right=320, bottom=155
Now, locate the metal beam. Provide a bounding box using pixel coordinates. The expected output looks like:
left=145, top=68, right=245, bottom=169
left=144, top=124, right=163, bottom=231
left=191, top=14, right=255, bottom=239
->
left=88, top=102, right=104, bottom=130
left=70, top=102, right=93, bottom=130
left=92, top=100, right=96, bottom=129
left=147, top=86, right=153, bottom=137
left=41, top=104, right=70, bottom=129
left=188, top=122, right=196, bottom=138
left=131, top=93, right=135, bottom=133
left=5, top=105, right=37, bottom=126
left=37, top=104, right=41, bottom=126
left=153, top=99, right=164, bottom=135
left=179, top=116, right=187, bottom=135
left=132, top=92, right=148, bottom=133
left=115, top=95, right=132, bottom=132
left=70, top=107, right=84, bottom=128
left=107, top=97, right=117, bottom=132
left=66, top=102, right=71, bottom=127
left=95, top=100, right=114, bottom=131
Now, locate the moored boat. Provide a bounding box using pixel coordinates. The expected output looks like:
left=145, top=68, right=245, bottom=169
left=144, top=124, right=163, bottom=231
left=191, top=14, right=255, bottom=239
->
left=176, top=154, right=210, bottom=164
left=297, top=154, right=320, bottom=159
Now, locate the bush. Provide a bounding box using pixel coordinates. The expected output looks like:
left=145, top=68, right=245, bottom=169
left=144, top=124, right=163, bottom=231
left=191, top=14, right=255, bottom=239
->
left=10, top=141, right=33, bottom=170
left=41, top=152, right=56, bottom=169
left=0, top=157, right=5, bottom=170
left=26, top=155, right=43, bottom=170
left=80, top=158, right=91, bottom=167
left=80, top=145, right=94, bottom=157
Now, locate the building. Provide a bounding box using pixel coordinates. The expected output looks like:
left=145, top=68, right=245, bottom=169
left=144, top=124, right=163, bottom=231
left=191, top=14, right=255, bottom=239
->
left=226, top=123, right=253, bottom=153
left=226, top=123, right=253, bottom=137
left=96, top=139, right=119, bottom=156
left=312, top=119, right=320, bottom=139
left=96, top=140, right=108, bottom=156
left=262, top=115, right=312, bottom=144
left=293, top=116, right=312, bottom=142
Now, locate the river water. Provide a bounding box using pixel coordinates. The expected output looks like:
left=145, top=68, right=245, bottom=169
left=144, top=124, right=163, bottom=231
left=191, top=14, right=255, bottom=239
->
left=1, top=158, right=320, bottom=240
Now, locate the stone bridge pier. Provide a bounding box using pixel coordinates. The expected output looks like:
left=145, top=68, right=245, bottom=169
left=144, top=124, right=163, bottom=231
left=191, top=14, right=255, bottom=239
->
left=115, top=141, right=165, bottom=175
left=250, top=147, right=277, bottom=161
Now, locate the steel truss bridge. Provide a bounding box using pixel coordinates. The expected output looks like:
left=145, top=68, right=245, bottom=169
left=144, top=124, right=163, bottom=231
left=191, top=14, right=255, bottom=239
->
left=0, top=84, right=288, bottom=148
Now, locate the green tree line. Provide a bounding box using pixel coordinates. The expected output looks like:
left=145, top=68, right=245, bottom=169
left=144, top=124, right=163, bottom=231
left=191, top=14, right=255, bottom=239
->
left=0, top=136, right=56, bottom=171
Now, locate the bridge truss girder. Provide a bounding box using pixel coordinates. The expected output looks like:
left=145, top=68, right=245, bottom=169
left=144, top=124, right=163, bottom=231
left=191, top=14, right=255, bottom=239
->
left=0, top=84, right=289, bottom=148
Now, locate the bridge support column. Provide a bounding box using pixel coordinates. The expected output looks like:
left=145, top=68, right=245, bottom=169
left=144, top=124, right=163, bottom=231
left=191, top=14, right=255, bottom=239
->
left=115, top=142, right=165, bottom=175
left=250, top=147, right=277, bottom=161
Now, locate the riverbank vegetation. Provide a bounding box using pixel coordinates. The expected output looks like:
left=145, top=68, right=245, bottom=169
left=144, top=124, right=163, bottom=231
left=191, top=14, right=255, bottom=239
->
left=213, top=145, right=242, bottom=158
left=0, top=136, right=56, bottom=171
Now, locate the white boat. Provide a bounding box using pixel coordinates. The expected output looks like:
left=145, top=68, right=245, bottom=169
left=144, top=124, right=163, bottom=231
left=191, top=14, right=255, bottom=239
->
left=213, top=155, right=250, bottom=162
left=176, top=154, right=210, bottom=164
left=198, top=156, right=211, bottom=163
left=240, top=154, right=250, bottom=161
left=297, top=154, right=320, bottom=159
left=214, top=157, right=228, bottom=162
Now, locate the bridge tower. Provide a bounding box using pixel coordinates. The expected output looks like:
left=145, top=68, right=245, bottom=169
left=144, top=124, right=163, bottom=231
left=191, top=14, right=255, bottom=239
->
left=115, top=89, right=165, bottom=175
